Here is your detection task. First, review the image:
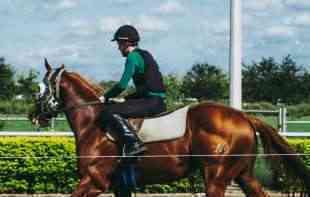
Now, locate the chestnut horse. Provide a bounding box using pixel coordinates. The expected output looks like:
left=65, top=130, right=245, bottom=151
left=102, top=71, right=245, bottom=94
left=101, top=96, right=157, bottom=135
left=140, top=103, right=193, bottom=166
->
left=30, top=60, right=310, bottom=197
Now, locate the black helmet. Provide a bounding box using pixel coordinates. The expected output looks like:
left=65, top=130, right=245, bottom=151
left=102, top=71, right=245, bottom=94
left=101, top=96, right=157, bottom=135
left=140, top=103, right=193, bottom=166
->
left=111, top=25, right=140, bottom=42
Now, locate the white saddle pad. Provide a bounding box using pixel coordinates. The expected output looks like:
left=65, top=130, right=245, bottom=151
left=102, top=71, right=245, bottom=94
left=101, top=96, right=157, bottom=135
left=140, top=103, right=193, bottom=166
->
left=138, top=106, right=190, bottom=143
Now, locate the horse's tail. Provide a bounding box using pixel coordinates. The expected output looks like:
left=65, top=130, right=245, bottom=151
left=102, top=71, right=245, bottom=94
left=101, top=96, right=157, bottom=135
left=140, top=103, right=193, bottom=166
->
left=247, top=115, right=310, bottom=190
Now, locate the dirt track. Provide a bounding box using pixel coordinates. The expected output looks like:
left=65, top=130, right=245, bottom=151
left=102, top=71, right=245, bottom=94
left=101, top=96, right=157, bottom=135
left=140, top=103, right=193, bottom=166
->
left=0, top=191, right=284, bottom=197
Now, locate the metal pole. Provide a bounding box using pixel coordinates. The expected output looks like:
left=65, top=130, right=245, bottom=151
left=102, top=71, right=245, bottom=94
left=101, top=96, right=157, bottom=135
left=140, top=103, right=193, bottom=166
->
left=278, top=107, right=283, bottom=132
left=282, top=107, right=287, bottom=133
left=229, top=0, right=242, bottom=110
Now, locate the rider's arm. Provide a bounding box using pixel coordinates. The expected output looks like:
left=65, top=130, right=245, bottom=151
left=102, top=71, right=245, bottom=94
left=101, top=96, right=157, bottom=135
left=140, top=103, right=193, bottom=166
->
left=104, top=53, right=138, bottom=100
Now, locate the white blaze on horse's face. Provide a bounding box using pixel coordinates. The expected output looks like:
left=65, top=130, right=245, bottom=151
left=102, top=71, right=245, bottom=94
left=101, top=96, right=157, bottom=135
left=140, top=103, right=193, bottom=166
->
left=38, top=82, right=46, bottom=98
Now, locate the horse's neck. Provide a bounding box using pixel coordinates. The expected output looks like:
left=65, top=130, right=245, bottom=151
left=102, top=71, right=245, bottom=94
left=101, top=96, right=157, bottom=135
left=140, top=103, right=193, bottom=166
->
left=61, top=84, right=100, bottom=141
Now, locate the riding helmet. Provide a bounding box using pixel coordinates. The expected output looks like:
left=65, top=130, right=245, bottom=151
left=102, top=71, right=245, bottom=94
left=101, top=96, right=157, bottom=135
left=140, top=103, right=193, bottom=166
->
left=111, top=25, right=140, bottom=42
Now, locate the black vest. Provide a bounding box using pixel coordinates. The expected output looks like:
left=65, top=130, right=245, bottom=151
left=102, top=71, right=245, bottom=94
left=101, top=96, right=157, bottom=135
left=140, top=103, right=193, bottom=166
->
left=132, top=49, right=166, bottom=96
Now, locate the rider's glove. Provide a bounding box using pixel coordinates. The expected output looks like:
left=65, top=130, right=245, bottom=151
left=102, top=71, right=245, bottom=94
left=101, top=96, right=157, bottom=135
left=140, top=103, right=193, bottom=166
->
left=99, top=96, right=105, bottom=103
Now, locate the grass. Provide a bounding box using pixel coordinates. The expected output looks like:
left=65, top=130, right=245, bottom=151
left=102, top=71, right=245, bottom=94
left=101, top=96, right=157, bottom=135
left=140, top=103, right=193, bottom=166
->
left=1, top=114, right=310, bottom=132
left=0, top=118, right=70, bottom=131
left=286, top=116, right=310, bottom=132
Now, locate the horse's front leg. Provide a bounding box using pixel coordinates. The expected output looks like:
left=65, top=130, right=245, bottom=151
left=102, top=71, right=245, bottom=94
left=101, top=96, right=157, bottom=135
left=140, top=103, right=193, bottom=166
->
left=71, top=175, right=93, bottom=197
left=85, top=158, right=117, bottom=194
left=71, top=158, right=115, bottom=197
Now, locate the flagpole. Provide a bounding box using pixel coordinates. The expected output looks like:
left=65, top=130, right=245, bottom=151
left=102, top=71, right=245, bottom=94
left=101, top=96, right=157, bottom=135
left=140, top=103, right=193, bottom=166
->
left=229, top=0, right=242, bottom=110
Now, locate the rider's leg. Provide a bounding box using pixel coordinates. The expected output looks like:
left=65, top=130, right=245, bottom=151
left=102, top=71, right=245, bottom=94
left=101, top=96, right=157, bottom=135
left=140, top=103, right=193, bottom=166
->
left=112, top=113, right=146, bottom=156
left=101, top=110, right=146, bottom=156
left=100, top=97, right=165, bottom=156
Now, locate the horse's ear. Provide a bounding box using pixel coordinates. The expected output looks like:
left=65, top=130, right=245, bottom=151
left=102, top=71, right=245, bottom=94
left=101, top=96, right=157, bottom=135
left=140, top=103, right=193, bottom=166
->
left=44, top=58, right=52, bottom=71
left=60, top=64, right=65, bottom=69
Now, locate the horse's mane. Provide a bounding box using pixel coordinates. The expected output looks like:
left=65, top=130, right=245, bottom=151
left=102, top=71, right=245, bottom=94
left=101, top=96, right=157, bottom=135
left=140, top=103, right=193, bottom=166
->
left=66, top=72, right=104, bottom=97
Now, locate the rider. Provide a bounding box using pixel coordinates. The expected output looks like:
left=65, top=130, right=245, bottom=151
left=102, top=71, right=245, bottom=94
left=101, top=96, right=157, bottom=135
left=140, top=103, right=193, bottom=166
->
left=100, top=25, right=166, bottom=156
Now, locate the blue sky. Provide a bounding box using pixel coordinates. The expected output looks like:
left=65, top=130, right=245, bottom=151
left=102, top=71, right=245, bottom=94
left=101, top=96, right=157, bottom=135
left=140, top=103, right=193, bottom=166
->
left=1, top=0, right=310, bottom=81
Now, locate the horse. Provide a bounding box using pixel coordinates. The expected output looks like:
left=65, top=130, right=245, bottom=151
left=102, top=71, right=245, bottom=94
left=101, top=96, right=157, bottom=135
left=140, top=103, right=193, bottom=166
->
left=29, top=59, right=310, bottom=197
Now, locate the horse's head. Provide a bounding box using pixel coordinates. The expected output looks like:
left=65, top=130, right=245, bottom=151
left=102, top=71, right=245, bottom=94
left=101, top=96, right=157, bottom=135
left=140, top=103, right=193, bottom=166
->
left=29, top=59, right=104, bottom=127
left=29, top=59, right=67, bottom=127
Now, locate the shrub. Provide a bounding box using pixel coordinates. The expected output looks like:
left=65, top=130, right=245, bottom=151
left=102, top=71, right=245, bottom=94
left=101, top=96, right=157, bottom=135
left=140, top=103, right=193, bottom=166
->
left=273, top=138, right=310, bottom=192
left=0, top=100, right=32, bottom=114
left=0, top=137, right=309, bottom=193
left=0, top=137, right=77, bottom=193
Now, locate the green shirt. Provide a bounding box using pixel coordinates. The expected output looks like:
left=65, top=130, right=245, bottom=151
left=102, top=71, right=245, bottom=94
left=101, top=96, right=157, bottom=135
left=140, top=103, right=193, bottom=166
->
left=104, top=49, right=165, bottom=99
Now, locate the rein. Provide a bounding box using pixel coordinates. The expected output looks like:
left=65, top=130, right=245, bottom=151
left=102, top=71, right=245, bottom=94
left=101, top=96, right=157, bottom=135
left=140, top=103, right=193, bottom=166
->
left=37, top=100, right=103, bottom=117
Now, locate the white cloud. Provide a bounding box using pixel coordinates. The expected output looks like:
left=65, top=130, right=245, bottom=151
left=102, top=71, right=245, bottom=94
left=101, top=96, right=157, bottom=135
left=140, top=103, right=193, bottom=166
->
left=265, top=25, right=295, bottom=37
left=41, top=0, right=77, bottom=10
left=244, top=0, right=273, bottom=11
left=71, top=20, right=97, bottom=36
left=294, top=13, right=310, bottom=26
left=113, top=0, right=134, bottom=3
left=99, top=15, right=169, bottom=33
left=157, top=0, right=184, bottom=14
left=25, top=45, right=86, bottom=64
left=57, top=0, right=77, bottom=9
left=100, top=16, right=131, bottom=33
left=285, top=0, right=310, bottom=8
left=136, top=15, right=169, bottom=32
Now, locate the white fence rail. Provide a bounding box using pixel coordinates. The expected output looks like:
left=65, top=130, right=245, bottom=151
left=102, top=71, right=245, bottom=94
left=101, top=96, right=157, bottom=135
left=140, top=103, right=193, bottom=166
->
left=1, top=108, right=310, bottom=137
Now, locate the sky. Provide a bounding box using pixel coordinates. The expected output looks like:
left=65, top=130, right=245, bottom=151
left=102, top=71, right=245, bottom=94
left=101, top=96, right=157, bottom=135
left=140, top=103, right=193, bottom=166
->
left=1, top=0, right=310, bottom=82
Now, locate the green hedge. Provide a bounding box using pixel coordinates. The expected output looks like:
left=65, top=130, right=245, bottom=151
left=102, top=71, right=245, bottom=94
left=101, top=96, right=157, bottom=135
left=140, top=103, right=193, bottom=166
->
left=275, top=138, right=310, bottom=192
left=0, top=137, right=77, bottom=193
left=0, top=100, right=32, bottom=114
left=0, top=137, right=309, bottom=193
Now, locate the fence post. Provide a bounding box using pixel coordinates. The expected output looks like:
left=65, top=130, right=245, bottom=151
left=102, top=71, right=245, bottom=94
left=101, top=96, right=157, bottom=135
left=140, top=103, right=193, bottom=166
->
left=278, top=107, right=282, bottom=132
left=51, top=118, right=55, bottom=132
left=281, top=107, right=287, bottom=133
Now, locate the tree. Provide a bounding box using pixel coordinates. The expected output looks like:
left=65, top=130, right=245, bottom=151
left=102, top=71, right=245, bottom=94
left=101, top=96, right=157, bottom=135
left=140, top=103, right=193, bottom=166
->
left=99, top=80, right=117, bottom=91
left=163, top=74, right=184, bottom=109
left=242, top=57, right=279, bottom=103
left=182, top=63, right=228, bottom=101
left=277, top=55, right=304, bottom=103
left=0, top=57, right=16, bottom=100
left=16, top=69, right=39, bottom=101
left=242, top=55, right=306, bottom=104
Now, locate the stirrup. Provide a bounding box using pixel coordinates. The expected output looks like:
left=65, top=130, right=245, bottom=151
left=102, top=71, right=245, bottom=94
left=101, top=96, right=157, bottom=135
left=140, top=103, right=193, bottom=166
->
left=122, top=143, right=147, bottom=156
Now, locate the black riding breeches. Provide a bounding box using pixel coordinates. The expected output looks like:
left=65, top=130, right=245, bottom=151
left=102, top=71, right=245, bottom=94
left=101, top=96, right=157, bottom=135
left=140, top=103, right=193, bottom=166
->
left=100, top=96, right=166, bottom=129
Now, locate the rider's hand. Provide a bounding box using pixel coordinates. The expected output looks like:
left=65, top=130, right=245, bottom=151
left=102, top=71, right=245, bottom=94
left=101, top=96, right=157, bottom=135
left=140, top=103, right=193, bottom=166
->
left=110, top=97, right=125, bottom=103
left=99, top=96, right=105, bottom=103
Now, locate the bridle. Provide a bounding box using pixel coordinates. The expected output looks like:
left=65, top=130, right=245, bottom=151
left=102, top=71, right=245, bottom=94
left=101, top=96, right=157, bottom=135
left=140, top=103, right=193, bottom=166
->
left=36, top=67, right=102, bottom=118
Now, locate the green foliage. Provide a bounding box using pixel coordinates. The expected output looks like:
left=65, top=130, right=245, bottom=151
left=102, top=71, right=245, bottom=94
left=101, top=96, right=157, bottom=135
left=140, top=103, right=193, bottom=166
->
left=243, top=55, right=309, bottom=104
left=99, top=80, right=117, bottom=91
left=0, top=58, right=16, bottom=100
left=0, top=100, right=33, bottom=114
left=16, top=69, right=39, bottom=101
left=287, top=103, right=310, bottom=117
left=182, top=63, right=228, bottom=101
left=274, top=138, right=310, bottom=192
left=243, top=102, right=278, bottom=110
left=163, top=74, right=185, bottom=110
left=0, top=120, right=4, bottom=130
left=0, top=137, right=77, bottom=193
left=0, top=137, right=309, bottom=193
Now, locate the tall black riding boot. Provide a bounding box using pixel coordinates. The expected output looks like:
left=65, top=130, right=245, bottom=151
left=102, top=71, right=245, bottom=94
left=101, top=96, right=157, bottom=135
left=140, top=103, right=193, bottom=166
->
left=112, top=114, right=146, bottom=156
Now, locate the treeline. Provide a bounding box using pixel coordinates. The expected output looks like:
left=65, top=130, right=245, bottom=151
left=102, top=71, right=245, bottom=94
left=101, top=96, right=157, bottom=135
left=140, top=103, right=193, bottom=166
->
left=0, top=57, right=38, bottom=101
left=1, top=55, right=310, bottom=113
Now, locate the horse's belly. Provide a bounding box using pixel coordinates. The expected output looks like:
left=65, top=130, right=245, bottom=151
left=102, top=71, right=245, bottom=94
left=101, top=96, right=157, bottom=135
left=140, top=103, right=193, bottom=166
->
left=137, top=157, right=190, bottom=185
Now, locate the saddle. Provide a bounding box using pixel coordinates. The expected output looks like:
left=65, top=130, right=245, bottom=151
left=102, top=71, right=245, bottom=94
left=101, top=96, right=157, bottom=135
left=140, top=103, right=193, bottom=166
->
left=107, top=105, right=190, bottom=143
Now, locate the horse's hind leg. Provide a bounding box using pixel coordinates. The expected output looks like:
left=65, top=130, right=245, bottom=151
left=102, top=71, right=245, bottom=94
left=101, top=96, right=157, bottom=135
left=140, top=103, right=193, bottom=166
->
left=235, top=168, right=269, bottom=197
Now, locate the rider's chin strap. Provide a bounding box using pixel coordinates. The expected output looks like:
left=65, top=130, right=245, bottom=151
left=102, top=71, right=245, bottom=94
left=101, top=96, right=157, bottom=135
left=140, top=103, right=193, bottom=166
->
left=55, top=68, right=65, bottom=100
